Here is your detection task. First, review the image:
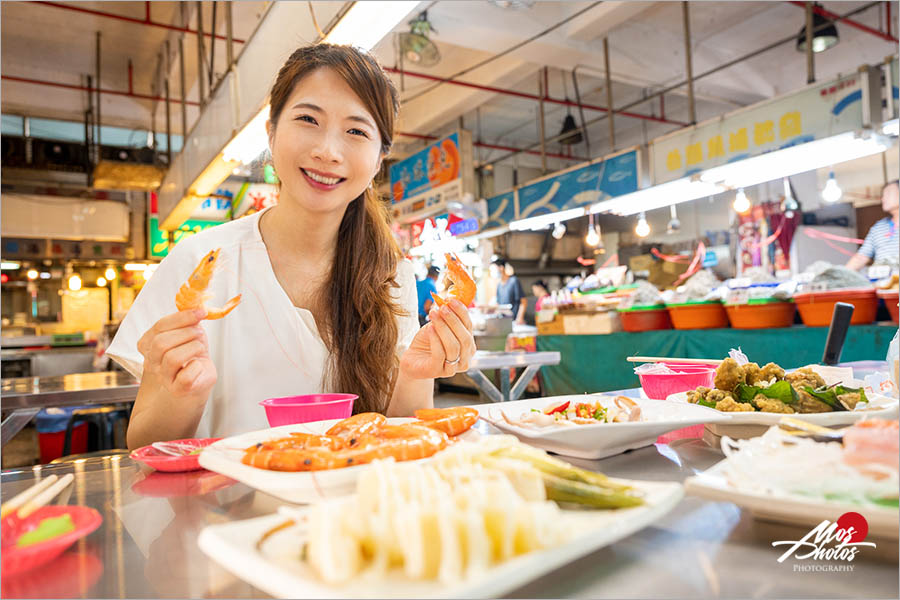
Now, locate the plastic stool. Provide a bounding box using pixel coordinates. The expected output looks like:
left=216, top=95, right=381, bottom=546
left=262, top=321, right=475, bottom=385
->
left=62, top=405, right=130, bottom=456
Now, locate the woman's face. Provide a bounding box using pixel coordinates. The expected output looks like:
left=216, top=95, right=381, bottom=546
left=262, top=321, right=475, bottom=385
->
left=267, top=68, right=383, bottom=215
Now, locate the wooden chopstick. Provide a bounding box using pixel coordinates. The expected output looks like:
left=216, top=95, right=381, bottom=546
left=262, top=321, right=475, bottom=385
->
left=627, top=356, right=723, bottom=365
left=0, top=475, right=58, bottom=519
left=17, top=473, right=75, bottom=519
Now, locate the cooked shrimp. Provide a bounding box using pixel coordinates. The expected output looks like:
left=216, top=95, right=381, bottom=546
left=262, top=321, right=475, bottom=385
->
left=414, top=406, right=479, bottom=437
left=246, top=432, right=346, bottom=453
left=431, top=253, right=476, bottom=308
left=175, top=249, right=242, bottom=320
left=241, top=424, right=448, bottom=471
left=325, top=412, right=387, bottom=446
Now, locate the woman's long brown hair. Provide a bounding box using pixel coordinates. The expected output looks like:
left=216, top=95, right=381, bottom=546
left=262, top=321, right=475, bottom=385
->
left=268, top=44, right=405, bottom=414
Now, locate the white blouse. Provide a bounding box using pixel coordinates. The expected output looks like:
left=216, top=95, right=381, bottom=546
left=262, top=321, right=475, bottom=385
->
left=106, top=208, right=420, bottom=438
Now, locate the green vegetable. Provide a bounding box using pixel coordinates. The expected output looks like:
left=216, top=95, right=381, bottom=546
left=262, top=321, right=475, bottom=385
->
left=735, top=380, right=798, bottom=408
left=696, top=397, right=717, bottom=409
left=542, top=474, right=644, bottom=509
left=489, top=445, right=630, bottom=491
left=16, top=514, right=75, bottom=548
left=802, top=385, right=868, bottom=412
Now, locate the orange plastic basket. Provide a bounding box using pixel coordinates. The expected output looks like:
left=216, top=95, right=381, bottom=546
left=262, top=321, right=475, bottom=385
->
left=877, top=289, right=899, bottom=323
left=666, top=301, right=730, bottom=330
left=792, top=288, right=878, bottom=327
left=723, top=299, right=796, bottom=329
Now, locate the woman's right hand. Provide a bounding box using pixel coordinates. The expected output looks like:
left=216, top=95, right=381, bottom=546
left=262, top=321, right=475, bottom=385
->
left=136, top=308, right=217, bottom=401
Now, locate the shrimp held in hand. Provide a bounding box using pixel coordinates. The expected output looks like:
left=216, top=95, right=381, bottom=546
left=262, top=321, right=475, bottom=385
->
left=431, top=253, right=476, bottom=308
left=175, top=248, right=241, bottom=320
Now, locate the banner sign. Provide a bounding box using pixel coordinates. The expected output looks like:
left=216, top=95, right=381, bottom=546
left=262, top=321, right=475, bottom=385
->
left=2, top=238, right=128, bottom=260
left=516, top=150, right=639, bottom=220
left=390, top=133, right=460, bottom=203
left=149, top=217, right=222, bottom=258
left=484, top=191, right=516, bottom=230
left=410, top=212, right=476, bottom=248
left=651, top=72, right=872, bottom=184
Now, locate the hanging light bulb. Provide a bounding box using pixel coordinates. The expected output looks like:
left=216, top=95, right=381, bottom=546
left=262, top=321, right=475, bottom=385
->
left=552, top=222, right=566, bottom=239
left=584, top=214, right=600, bottom=246
left=96, top=277, right=107, bottom=287
left=821, top=170, right=842, bottom=203
left=733, top=188, right=751, bottom=214
left=782, top=177, right=799, bottom=218
left=68, top=274, right=82, bottom=291
left=635, top=212, right=650, bottom=238
left=104, top=267, right=117, bottom=281
left=26, top=269, right=39, bottom=280
left=666, top=204, right=681, bottom=234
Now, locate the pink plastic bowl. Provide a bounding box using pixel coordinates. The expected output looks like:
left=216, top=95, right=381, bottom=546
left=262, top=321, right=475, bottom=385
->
left=259, top=394, right=357, bottom=427
left=638, top=365, right=716, bottom=400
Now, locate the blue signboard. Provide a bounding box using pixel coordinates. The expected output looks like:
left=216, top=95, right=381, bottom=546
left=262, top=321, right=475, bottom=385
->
left=484, top=191, right=516, bottom=230
left=389, top=133, right=461, bottom=204
left=516, top=150, right=638, bottom=220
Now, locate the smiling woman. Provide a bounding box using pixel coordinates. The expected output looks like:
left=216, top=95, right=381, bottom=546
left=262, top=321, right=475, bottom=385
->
left=106, top=44, right=477, bottom=450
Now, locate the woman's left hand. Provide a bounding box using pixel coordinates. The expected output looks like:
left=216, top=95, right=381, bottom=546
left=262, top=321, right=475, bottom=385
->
left=400, top=299, right=476, bottom=379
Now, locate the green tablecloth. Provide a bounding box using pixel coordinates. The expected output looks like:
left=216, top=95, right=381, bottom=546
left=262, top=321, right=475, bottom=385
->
left=536, top=324, right=898, bottom=395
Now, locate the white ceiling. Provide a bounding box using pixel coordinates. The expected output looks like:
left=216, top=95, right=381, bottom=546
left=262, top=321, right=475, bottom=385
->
left=1, top=1, right=896, bottom=175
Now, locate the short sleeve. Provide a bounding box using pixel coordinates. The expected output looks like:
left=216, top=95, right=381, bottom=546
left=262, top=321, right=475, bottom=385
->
left=857, top=224, right=879, bottom=259
left=395, top=260, right=420, bottom=356
left=105, top=238, right=203, bottom=379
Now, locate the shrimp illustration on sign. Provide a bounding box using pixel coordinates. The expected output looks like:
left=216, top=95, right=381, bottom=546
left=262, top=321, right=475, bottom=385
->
left=431, top=253, right=476, bottom=308
left=427, top=139, right=460, bottom=186
left=175, top=249, right=242, bottom=320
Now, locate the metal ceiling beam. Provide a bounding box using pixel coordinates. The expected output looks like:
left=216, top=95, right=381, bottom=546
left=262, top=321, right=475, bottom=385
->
left=384, top=67, right=687, bottom=127
left=397, top=131, right=587, bottom=163
left=1, top=75, right=201, bottom=107
left=34, top=1, right=247, bottom=44
left=786, top=1, right=898, bottom=42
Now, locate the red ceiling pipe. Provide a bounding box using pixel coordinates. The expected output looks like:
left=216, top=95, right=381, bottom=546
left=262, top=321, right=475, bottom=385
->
left=145, top=1, right=151, bottom=23
left=35, top=1, right=246, bottom=44
left=384, top=67, right=687, bottom=126
left=786, top=1, right=898, bottom=42
left=398, top=131, right=588, bottom=163
left=2, top=74, right=201, bottom=107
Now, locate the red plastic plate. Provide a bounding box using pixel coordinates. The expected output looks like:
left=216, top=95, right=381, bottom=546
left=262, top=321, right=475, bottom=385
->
left=130, top=437, right=221, bottom=472
left=1, top=505, right=102, bottom=577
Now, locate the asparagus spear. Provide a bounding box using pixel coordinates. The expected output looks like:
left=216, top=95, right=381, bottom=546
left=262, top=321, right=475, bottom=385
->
left=489, top=445, right=632, bottom=492
left=542, top=474, right=644, bottom=509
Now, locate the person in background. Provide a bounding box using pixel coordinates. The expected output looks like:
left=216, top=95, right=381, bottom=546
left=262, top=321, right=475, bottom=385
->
left=416, top=265, right=440, bottom=326
left=532, top=279, right=550, bottom=312
left=494, top=258, right=527, bottom=325
left=846, top=180, right=899, bottom=271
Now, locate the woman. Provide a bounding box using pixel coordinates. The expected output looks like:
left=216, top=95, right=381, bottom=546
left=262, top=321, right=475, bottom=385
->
left=108, top=45, right=476, bottom=449
left=532, top=280, right=550, bottom=312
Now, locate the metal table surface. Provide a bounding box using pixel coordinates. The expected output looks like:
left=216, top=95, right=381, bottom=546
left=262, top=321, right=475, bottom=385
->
left=1, top=422, right=896, bottom=599
left=466, top=350, right=561, bottom=403
left=1, top=372, right=139, bottom=446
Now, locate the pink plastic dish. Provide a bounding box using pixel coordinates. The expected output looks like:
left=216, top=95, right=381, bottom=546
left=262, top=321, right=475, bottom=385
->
left=259, top=393, right=357, bottom=427
left=1, top=505, right=102, bottom=577
left=130, top=437, right=221, bottom=472
left=638, top=365, right=716, bottom=400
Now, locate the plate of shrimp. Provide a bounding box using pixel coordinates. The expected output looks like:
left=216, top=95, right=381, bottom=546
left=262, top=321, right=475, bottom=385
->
left=198, top=407, right=481, bottom=504
left=475, top=395, right=730, bottom=459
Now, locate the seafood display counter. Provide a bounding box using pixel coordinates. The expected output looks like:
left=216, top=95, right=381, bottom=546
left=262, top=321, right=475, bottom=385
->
left=2, top=417, right=896, bottom=599
left=537, top=324, right=897, bottom=395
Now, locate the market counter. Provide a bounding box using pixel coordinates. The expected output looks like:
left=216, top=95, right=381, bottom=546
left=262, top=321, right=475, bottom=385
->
left=537, top=323, right=897, bottom=395
left=1, top=424, right=896, bottom=598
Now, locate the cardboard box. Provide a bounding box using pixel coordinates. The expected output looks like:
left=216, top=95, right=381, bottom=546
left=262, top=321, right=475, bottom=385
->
left=562, top=311, right=622, bottom=335
left=629, top=254, right=654, bottom=272
left=537, top=316, right=566, bottom=335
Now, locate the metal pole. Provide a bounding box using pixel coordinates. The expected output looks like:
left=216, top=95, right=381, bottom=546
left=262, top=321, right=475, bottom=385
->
left=602, top=37, right=616, bottom=149
left=209, top=1, right=217, bottom=88
left=537, top=69, right=547, bottom=174
left=95, top=31, right=102, bottom=148
left=225, top=0, right=233, bottom=69
left=571, top=66, right=591, bottom=158
left=196, top=1, right=206, bottom=106
left=165, top=41, right=172, bottom=166
left=682, top=2, right=696, bottom=124
left=805, top=1, right=815, bottom=83
left=179, top=37, right=187, bottom=139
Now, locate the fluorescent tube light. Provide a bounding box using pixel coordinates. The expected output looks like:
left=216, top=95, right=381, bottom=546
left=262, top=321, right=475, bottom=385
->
left=509, top=207, right=586, bottom=231
left=590, top=177, right=723, bottom=217
left=222, top=105, right=271, bottom=166
left=325, top=2, right=420, bottom=50
left=1, top=262, right=21, bottom=270
left=882, top=119, right=899, bottom=137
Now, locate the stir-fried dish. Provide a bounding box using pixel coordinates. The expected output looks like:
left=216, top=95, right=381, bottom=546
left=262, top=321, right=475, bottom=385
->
left=687, top=358, right=868, bottom=414
left=497, top=396, right=642, bottom=429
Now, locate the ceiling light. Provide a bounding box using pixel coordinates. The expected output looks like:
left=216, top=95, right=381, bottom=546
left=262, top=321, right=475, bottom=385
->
left=552, top=222, right=566, bottom=239
left=635, top=212, right=650, bottom=238
left=325, top=1, right=420, bottom=50
left=733, top=189, right=751, bottom=214
left=585, top=226, right=600, bottom=247
left=591, top=177, right=724, bottom=217
left=1, top=261, right=21, bottom=270
left=882, top=119, right=899, bottom=137
left=26, top=269, right=39, bottom=280
left=558, top=114, right=583, bottom=145
left=39, top=272, right=51, bottom=280
left=796, top=8, right=839, bottom=54
left=509, top=207, right=586, bottom=231
left=124, top=263, right=148, bottom=271
left=96, top=277, right=107, bottom=287
left=222, top=105, right=271, bottom=166
left=699, top=131, right=890, bottom=190
left=666, top=204, right=681, bottom=234
left=68, top=274, right=82, bottom=291
left=821, top=171, right=842, bottom=203
left=104, top=267, right=117, bottom=280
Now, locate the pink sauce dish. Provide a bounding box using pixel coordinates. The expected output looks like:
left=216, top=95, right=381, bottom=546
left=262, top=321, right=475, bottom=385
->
left=259, top=394, right=357, bottom=427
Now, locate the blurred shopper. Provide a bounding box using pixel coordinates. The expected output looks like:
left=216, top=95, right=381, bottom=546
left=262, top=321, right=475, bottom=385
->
left=847, top=180, right=899, bottom=270
left=493, top=258, right=526, bottom=325
left=532, top=280, right=550, bottom=312
left=416, top=265, right=440, bottom=326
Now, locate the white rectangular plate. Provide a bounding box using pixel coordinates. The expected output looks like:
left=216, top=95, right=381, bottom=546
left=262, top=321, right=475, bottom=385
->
left=197, top=417, right=471, bottom=504
left=198, top=478, right=683, bottom=599
left=685, top=460, right=898, bottom=540
left=473, top=395, right=732, bottom=459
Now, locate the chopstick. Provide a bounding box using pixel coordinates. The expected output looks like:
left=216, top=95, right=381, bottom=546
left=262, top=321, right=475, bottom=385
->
left=1, top=475, right=59, bottom=519
left=17, top=474, right=75, bottom=519
left=626, top=356, right=723, bottom=365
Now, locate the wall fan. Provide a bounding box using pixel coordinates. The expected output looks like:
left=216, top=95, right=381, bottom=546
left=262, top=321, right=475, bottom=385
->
left=399, top=12, right=440, bottom=67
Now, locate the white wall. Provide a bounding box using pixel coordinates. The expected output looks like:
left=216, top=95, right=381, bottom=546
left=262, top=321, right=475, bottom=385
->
left=1, top=194, right=130, bottom=241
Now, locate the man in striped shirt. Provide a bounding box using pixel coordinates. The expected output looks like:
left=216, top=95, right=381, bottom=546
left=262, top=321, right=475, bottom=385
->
left=846, top=180, right=899, bottom=270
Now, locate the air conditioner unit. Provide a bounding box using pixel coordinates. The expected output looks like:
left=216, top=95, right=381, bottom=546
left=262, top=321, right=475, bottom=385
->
left=31, top=139, right=87, bottom=172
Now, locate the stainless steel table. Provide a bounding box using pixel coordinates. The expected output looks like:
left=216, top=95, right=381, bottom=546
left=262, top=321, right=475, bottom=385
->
left=1, top=423, right=895, bottom=599
left=465, top=350, right=561, bottom=403
left=1, top=372, right=139, bottom=446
